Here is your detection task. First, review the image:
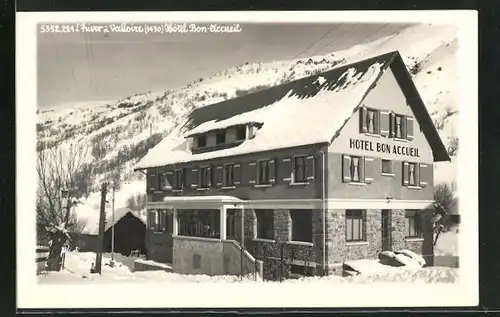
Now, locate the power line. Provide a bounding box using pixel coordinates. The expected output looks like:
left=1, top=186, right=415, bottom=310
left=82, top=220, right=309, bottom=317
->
left=290, top=23, right=344, bottom=60
left=311, top=23, right=389, bottom=58
left=84, top=32, right=95, bottom=92
left=308, top=23, right=360, bottom=57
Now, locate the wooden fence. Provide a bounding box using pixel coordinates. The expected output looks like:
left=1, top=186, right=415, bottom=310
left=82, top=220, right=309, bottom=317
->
left=36, top=245, right=49, bottom=274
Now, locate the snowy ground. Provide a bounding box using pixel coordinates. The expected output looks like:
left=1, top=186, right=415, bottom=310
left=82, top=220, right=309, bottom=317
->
left=38, top=251, right=458, bottom=285
left=435, top=226, right=459, bottom=256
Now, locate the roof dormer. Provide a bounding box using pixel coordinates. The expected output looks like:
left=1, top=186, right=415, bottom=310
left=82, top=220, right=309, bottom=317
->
left=185, top=122, right=262, bottom=154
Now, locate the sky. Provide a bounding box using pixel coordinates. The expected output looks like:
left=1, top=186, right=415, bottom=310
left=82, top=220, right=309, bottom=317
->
left=37, top=22, right=413, bottom=109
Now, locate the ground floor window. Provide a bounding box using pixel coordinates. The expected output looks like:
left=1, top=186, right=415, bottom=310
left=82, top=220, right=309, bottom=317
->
left=290, top=264, right=314, bottom=277
left=405, top=210, right=422, bottom=238
left=255, top=209, right=274, bottom=240
left=177, top=209, right=220, bottom=238
left=148, top=209, right=166, bottom=233
left=290, top=210, right=313, bottom=242
left=345, top=210, right=366, bottom=242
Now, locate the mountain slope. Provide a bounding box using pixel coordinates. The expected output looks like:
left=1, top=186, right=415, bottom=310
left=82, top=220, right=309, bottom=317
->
left=36, top=24, right=459, bottom=233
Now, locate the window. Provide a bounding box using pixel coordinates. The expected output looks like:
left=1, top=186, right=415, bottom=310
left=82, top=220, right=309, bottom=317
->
left=350, top=156, right=362, bottom=183
left=215, top=131, right=226, bottom=145
left=236, top=126, right=246, bottom=141
left=290, top=264, right=314, bottom=277
left=159, top=172, right=171, bottom=190
left=346, top=210, right=366, bottom=242
left=149, top=210, right=165, bottom=232
left=255, top=210, right=274, bottom=240
left=382, top=159, right=393, bottom=175
left=394, top=114, right=406, bottom=139
left=173, top=169, right=183, bottom=190
left=366, top=108, right=379, bottom=134
left=360, top=107, right=379, bottom=134
left=197, top=135, right=206, bottom=148
left=224, top=164, right=235, bottom=187
left=178, top=209, right=220, bottom=238
left=405, top=210, right=422, bottom=238
left=408, top=162, right=418, bottom=186
left=199, top=166, right=211, bottom=188
left=293, top=156, right=307, bottom=183
left=290, top=210, right=313, bottom=242
left=258, top=160, right=271, bottom=184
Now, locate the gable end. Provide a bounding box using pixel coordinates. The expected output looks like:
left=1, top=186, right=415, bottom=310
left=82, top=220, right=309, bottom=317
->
left=389, top=53, right=451, bottom=162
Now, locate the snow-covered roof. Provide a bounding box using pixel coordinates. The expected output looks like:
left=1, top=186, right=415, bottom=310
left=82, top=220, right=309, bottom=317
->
left=135, top=51, right=449, bottom=170
left=163, top=195, right=244, bottom=203
left=84, top=207, right=145, bottom=235
left=104, top=207, right=145, bottom=232
left=184, top=120, right=261, bottom=138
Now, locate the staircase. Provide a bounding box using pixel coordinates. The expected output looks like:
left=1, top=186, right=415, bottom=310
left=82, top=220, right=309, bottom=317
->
left=222, top=239, right=263, bottom=279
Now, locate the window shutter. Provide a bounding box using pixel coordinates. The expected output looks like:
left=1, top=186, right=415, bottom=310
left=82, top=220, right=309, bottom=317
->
left=216, top=165, right=223, bottom=187
left=406, top=116, right=414, bottom=140
left=147, top=171, right=157, bottom=191
left=281, top=157, right=292, bottom=182
left=359, top=156, right=365, bottom=183
left=234, top=164, right=241, bottom=185
left=359, top=106, right=367, bottom=133
left=306, top=156, right=315, bottom=181
left=167, top=212, right=174, bottom=233
left=151, top=210, right=157, bottom=229
left=414, top=163, right=420, bottom=187
left=419, top=163, right=430, bottom=188
left=269, top=159, right=276, bottom=184
left=160, top=210, right=166, bottom=231
left=389, top=113, right=396, bottom=138
left=146, top=210, right=152, bottom=229
left=148, top=210, right=156, bottom=229
left=179, top=169, right=185, bottom=189
left=248, top=161, right=257, bottom=184
left=342, top=155, right=351, bottom=183
left=380, top=111, right=390, bottom=137
left=402, top=162, right=409, bottom=186
left=364, top=157, right=374, bottom=184
left=163, top=171, right=174, bottom=190
left=190, top=168, right=199, bottom=188
left=207, top=167, right=212, bottom=187
left=401, top=116, right=408, bottom=139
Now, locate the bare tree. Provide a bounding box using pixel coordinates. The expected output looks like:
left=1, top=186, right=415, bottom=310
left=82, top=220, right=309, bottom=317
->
left=433, top=181, right=457, bottom=246
left=126, top=193, right=146, bottom=212
left=36, top=143, right=91, bottom=271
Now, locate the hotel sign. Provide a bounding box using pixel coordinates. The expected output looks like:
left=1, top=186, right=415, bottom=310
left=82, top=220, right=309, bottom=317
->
left=349, top=138, right=420, bottom=157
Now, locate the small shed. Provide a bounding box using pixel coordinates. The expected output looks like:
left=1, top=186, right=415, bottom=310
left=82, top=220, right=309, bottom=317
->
left=102, top=208, right=146, bottom=256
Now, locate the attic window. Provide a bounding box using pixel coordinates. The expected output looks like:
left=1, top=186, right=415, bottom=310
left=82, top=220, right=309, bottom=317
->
left=360, top=107, right=380, bottom=135
left=236, top=126, right=246, bottom=141
left=197, top=135, right=207, bottom=148
left=216, top=131, right=226, bottom=145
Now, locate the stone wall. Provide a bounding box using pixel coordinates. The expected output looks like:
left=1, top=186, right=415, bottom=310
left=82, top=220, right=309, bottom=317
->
left=172, top=236, right=224, bottom=275
left=324, top=208, right=435, bottom=273
left=146, top=231, right=173, bottom=264
left=392, top=208, right=435, bottom=266
left=325, top=209, right=384, bottom=274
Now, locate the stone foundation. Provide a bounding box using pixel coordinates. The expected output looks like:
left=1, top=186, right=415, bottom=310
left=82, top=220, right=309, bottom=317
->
left=241, top=208, right=434, bottom=279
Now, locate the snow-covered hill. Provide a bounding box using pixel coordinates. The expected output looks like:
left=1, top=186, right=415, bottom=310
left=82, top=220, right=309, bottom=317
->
left=36, top=23, right=459, bottom=234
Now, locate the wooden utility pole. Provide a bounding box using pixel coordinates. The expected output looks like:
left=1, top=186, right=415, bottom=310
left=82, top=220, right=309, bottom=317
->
left=95, top=182, right=108, bottom=275
left=240, top=208, right=245, bottom=280
left=111, top=185, right=115, bottom=265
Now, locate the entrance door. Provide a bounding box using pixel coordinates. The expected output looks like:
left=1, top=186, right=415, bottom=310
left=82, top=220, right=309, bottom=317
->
left=226, top=209, right=238, bottom=240
left=381, top=210, right=392, bottom=251
left=164, top=212, right=174, bottom=263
